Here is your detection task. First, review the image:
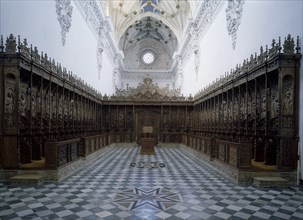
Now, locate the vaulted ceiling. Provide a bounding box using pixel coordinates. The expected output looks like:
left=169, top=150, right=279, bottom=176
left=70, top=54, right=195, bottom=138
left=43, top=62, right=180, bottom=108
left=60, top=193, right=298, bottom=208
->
left=101, top=0, right=196, bottom=57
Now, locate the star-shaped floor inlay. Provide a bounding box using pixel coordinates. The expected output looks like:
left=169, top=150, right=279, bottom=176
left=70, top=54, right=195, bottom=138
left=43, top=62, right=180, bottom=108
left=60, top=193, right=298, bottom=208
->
left=112, top=187, right=182, bottom=211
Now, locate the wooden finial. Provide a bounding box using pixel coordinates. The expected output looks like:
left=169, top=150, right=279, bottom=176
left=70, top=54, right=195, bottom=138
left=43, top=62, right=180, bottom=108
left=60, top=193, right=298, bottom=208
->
left=296, top=36, right=301, bottom=54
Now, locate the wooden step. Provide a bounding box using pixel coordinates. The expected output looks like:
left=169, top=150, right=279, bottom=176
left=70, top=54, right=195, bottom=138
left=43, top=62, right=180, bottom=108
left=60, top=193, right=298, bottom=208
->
left=253, top=176, right=288, bottom=188
left=10, top=173, right=44, bottom=185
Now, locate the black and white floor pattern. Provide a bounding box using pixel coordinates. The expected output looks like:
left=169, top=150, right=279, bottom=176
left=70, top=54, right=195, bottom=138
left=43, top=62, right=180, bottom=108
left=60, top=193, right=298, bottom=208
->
left=0, top=146, right=302, bottom=219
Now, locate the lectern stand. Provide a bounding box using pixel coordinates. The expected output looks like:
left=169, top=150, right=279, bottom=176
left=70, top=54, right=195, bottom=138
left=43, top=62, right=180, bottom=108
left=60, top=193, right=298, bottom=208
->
left=140, top=136, right=155, bottom=155
left=139, top=126, right=155, bottom=155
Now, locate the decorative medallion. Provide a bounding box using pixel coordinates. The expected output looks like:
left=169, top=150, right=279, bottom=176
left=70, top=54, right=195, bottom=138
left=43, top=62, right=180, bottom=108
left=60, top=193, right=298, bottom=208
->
left=130, top=161, right=165, bottom=169
left=112, top=187, right=182, bottom=211
left=140, top=49, right=156, bottom=66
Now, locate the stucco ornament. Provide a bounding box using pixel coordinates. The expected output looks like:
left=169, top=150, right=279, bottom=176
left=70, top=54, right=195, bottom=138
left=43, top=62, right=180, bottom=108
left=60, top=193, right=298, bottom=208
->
left=226, top=0, right=245, bottom=50
left=55, top=0, right=73, bottom=46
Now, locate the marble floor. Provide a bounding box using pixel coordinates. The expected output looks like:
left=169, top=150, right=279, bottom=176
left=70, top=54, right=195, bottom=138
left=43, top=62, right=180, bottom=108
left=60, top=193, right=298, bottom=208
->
left=0, top=146, right=302, bottom=220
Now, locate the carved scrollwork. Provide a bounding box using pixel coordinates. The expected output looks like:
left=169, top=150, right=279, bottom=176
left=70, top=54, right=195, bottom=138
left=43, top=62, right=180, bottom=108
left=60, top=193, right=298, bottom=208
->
left=225, top=0, right=245, bottom=50
left=114, top=78, right=186, bottom=101
left=283, top=34, right=295, bottom=54
left=55, top=0, right=73, bottom=46
left=282, top=88, right=293, bottom=116
left=282, top=86, right=293, bottom=129
left=31, top=94, right=36, bottom=117
left=5, top=87, right=15, bottom=114
left=5, top=34, right=17, bottom=52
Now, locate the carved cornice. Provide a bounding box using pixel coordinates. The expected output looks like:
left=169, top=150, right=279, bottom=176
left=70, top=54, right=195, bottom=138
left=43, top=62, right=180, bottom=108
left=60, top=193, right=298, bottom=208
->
left=194, top=35, right=301, bottom=100
left=55, top=0, right=73, bottom=46
left=112, top=78, right=193, bottom=101
left=1, top=34, right=104, bottom=99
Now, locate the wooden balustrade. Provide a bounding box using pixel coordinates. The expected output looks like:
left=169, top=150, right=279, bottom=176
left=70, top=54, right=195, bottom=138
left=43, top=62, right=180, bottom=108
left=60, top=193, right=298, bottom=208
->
left=45, top=133, right=109, bottom=169
left=81, top=133, right=108, bottom=156
left=184, top=135, right=251, bottom=169
left=185, top=135, right=215, bottom=158
left=215, top=140, right=251, bottom=169
left=45, top=138, right=81, bottom=169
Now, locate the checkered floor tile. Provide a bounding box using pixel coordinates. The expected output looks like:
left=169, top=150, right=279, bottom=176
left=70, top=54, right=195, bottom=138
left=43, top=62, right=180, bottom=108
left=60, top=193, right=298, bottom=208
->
left=1, top=146, right=303, bottom=219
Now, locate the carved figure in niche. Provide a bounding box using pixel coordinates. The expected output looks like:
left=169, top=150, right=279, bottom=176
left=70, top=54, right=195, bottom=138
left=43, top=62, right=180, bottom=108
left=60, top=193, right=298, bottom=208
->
left=58, top=103, right=63, bottom=120
left=5, top=87, right=14, bottom=113
left=283, top=88, right=293, bottom=115
left=271, top=92, right=279, bottom=117
left=240, top=96, right=246, bottom=120
left=51, top=96, right=56, bottom=118
left=233, top=97, right=238, bottom=120
left=223, top=101, right=227, bottom=122
left=171, top=111, right=177, bottom=128
left=251, top=98, right=256, bottom=118
left=70, top=101, right=74, bottom=121
left=186, top=113, right=191, bottom=128
left=111, top=112, right=117, bottom=127
left=126, top=111, right=133, bottom=130
left=64, top=97, right=68, bottom=117
left=31, top=95, right=36, bottom=117
left=178, top=113, right=184, bottom=128
left=162, top=112, right=169, bottom=129
left=212, top=106, right=216, bottom=123
left=260, top=95, right=266, bottom=118
left=215, top=103, right=219, bottom=122
left=36, top=94, right=42, bottom=115
left=19, top=92, right=27, bottom=116
left=118, top=111, right=124, bottom=129
left=44, top=96, right=49, bottom=118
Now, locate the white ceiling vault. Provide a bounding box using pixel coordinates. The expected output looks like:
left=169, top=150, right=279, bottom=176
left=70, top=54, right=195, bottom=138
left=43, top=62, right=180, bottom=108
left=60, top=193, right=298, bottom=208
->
left=72, top=0, right=245, bottom=93
left=102, top=0, right=194, bottom=50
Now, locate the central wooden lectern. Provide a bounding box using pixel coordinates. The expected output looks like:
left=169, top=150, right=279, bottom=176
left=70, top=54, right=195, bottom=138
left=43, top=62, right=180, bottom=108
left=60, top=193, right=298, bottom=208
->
left=139, top=126, right=155, bottom=155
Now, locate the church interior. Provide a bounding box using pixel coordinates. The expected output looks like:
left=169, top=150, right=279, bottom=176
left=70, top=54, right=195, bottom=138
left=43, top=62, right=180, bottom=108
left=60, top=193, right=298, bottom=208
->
left=1, top=0, right=303, bottom=219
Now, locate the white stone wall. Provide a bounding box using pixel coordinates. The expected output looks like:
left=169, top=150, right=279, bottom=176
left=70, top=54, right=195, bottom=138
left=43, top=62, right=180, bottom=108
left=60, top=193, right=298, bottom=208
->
left=0, top=0, right=114, bottom=95
left=123, top=38, right=173, bottom=71
left=182, top=1, right=303, bottom=96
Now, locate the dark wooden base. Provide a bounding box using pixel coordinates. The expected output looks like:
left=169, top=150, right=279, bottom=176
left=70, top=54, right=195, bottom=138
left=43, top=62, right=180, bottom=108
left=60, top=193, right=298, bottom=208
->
left=140, top=138, right=155, bottom=155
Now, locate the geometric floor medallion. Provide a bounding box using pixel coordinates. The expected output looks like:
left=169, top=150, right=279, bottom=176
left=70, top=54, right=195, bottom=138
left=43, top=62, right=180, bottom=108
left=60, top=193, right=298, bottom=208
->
left=112, top=187, right=182, bottom=211
left=130, top=161, right=166, bottom=169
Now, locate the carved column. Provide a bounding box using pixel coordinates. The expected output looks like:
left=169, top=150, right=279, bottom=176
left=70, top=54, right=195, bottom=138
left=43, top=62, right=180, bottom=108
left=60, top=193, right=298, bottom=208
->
left=1, top=66, right=19, bottom=167
left=279, top=37, right=301, bottom=169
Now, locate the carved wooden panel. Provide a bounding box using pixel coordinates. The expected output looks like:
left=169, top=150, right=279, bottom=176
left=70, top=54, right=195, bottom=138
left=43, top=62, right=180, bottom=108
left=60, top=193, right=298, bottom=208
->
left=218, top=143, right=226, bottom=162
left=4, top=73, right=16, bottom=128
left=228, top=145, right=237, bottom=167
left=281, top=75, right=293, bottom=130
left=239, top=144, right=252, bottom=168
left=136, top=109, right=160, bottom=143
left=58, top=145, right=67, bottom=166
